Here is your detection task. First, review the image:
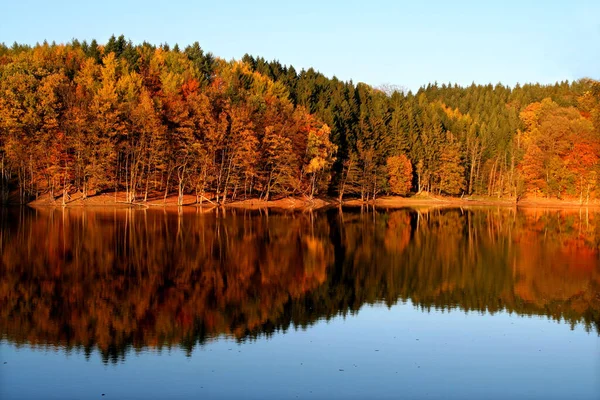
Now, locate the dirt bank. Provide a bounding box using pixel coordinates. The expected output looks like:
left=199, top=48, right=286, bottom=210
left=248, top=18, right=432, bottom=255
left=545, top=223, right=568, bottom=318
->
left=20, top=191, right=600, bottom=210
left=25, top=191, right=332, bottom=211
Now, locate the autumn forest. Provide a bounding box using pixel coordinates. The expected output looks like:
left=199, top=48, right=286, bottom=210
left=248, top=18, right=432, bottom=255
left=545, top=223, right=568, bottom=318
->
left=1, top=36, right=600, bottom=206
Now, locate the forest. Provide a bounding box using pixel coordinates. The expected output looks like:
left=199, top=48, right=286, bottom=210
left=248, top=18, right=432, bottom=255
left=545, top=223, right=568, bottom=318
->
left=1, top=35, right=600, bottom=205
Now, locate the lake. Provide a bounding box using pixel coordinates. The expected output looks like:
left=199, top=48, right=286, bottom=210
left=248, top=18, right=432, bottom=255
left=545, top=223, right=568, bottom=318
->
left=0, top=206, right=599, bottom=399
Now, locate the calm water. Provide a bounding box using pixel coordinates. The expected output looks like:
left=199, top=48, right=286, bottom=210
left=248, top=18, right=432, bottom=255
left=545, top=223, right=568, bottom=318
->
left=0, top=206, right=599, bottom=399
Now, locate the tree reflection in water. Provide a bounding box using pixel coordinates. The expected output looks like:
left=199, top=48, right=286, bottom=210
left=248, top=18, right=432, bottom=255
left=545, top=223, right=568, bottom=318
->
left=1, top=206, right=598, bottom=364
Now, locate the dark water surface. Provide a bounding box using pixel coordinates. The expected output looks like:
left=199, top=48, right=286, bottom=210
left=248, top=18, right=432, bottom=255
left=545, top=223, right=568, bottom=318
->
left=0, top=206, right=599, bottom=399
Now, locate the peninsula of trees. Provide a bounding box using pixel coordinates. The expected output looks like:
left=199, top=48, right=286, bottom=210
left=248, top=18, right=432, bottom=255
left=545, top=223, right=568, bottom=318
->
left=1, top=36, right=599, bottom=205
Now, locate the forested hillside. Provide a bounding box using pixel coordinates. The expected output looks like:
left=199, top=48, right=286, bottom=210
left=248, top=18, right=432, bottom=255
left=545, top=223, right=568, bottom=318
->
left=1, top=36, right=599, bottom=205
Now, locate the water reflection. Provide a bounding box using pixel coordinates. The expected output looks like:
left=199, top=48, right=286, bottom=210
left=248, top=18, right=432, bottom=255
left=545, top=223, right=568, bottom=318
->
left=1, top=206, right=599, bottom=363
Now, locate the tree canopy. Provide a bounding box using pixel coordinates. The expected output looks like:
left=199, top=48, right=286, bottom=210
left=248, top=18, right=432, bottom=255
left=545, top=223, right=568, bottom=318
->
left=1, top=39, right=599, bottom=204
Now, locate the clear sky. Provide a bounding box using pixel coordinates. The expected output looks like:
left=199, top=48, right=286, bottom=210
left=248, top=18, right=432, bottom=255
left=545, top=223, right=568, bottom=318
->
left=1, top=0, right=598, bottom=91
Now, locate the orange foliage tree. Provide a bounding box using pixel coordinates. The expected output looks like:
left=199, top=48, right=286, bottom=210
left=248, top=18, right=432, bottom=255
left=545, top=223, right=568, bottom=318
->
left=386, top=154, right=412, bottom=195
left=517, top=98, right=599, bottom=200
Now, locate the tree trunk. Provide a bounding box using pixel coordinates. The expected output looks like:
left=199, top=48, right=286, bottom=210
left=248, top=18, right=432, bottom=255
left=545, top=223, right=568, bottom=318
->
left=178, top=180, right=184, bottom=206
left=468, top=146, right=477, bottom=195
left=62, top=169, right=68, bottom=207
left=264, top=170, right=274, bottom=202
left=125, top=155, right=131, bottom=203
left=115, top=155, right=119, bottom=202
left=144, top=161, right=150, bottom=203
left=164, top=168, right=172, bottom=204
left=221, top=156, right=234, bottom=205
left=177, top=164, right=186, bottom=207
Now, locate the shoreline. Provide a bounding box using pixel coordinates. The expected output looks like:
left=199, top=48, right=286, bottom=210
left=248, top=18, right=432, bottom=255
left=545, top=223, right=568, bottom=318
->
left=12, top=192, right=600, bottom=210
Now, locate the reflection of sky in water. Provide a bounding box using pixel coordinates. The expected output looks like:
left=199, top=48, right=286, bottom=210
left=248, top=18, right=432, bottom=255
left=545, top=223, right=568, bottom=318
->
left=1, top=302, right=598, bottom=400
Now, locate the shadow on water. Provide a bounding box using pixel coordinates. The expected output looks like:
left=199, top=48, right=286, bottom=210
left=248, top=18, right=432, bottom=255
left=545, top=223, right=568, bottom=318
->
left=1, top=205, right=599, bottom=364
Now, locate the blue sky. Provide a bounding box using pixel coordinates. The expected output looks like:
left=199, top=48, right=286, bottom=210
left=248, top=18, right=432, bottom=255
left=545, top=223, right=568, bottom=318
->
left=1, top=0, right=599, bottom=91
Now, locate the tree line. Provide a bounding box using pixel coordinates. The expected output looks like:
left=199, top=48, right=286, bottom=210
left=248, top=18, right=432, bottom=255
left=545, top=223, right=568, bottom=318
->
left=1, top=36, right=600, bottom=205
